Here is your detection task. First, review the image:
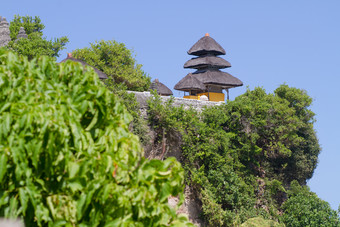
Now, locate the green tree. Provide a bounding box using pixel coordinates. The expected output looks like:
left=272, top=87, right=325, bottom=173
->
left=7, top=15, right=68, bottom=60
left=72, top=40, right=151, bottom=91
left=282, top=181, right=339, bottom=226
left=146, top=85, right=321, bottom=226
left=9, top=15, right=44, bottom=40
left=0, top=50, right=192, bottom=226
left=204, top=86, right=320, bottom=185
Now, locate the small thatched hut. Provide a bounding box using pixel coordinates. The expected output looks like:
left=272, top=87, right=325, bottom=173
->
left=150, top=79, right=173, bottom=96
left=174, top=33, right=243, bottom=101
left=60, top=53, right=108, bottom=80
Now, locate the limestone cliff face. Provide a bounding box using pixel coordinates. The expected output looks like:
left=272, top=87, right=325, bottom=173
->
left=143, top=121, right=205, bottom=226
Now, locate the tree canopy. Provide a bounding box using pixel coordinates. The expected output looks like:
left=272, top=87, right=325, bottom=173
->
left=7, top=15, right=68, bottom=60
left=72, top=40, right=151, bottom=91
left=0, top=50, right=191, bottom=226
left=146, top=85, right=323, bottom=226
left=282, top=181, right=339, bottom=226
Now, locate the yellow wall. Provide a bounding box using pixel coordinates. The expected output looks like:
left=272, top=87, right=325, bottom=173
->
left=183, top=92, right=225, bottom=102
left=183, top=95, right=199, bottom=100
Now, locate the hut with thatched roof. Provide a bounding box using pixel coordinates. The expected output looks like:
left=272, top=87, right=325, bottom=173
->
left=150, top=79, right=173, bottom=96
left=60, top=53, right=108, bottom=80
left=174, top=33, right=243, bottom=101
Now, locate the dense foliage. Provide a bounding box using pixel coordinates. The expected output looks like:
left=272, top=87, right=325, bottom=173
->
left=146, top=86, right=327, bottom=226
left=282, top=181, right=339, bottom=226
left=7, top=15, right=68, bottom=60
left=240, top=217, right=284, bottom=227
left=72, top=40, right=151, bottom=91
left=0, top=50, right=192, bottom=226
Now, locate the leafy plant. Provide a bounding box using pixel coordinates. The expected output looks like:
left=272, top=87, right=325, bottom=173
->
left=7, top=15, right=68, bottom=60
left=0, top=50, right=192, bottom=226
left=72, top=40, right=151, bottom=91
left=146, top=85, right=321, bottom=226
left=282, top=181, right=340, bottom=226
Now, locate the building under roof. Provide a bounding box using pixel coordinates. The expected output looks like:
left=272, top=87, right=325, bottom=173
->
left=174, top=33, right=243, bottom=101
left=60, top=53, right=108, bottom=80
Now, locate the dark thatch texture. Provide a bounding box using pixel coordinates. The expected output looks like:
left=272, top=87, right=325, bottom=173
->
left=187, top=35, right=226, bottom=56
left=192, top=69, right=243, bottom=88
left=184, top=56, right=231, bottom=69
left=16, top=27, right=27, bottom=39
left=150, top=79, right=173, bottom=96
left=60, top=56, right=108, bottom=80
left=174, top=73, right=206, bottom=91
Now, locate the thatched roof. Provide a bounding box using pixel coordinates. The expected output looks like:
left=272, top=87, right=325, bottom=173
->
left=150, top=79, right=173, bottom=96
left=60, top=54, right=108, bottom=80
left=16, top=27, right=27, bottom=39
left=184, top=56, right=231, bottom=69
left=192, top=69, right=243, bottom=89
left=187, top=34, right=226, bottom=56
left=174, top=73, right=206, bottom=91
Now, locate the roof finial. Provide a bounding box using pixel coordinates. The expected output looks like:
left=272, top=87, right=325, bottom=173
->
left=205, top=33, right=210, bottom=37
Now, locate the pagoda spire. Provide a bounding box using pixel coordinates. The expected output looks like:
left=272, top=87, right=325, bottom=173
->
left=0, top=17, right=11, bottom=47
left=174, top=34, right=243, bottom=101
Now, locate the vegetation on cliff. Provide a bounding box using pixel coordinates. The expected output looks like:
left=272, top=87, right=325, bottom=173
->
left=146, top=87, right=338, bottom=226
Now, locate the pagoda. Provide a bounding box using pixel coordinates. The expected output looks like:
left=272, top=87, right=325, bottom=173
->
left=174, top=33, right=243, bottom=101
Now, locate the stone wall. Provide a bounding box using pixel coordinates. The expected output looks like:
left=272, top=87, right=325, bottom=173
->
left=127, top=91, right=223, bottom=116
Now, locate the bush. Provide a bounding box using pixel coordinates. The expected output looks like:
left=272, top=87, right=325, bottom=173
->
left=0, top=50, right=192, bottom=226
left=72, top=40, right=151, bottom=91
left=282, top=181, right=340, bottom=227
left=146, top=86, right=321, bottom=226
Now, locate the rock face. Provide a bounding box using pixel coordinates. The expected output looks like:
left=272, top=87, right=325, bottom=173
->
left=168, top=186, right=206, bottom=227
left=0, top=17, right=11, bottom=47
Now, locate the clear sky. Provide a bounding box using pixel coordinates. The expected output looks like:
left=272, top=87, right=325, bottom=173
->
left=2, top=0, right=340, bottom=209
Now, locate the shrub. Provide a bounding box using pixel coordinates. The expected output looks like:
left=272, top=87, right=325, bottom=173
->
left=282, top=181, right=340, bottom=227
left=0, top=50, right=192, bottom=226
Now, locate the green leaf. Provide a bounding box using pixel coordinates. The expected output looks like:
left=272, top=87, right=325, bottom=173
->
left=0, top=153, right=8, bottom=182
left=19, top=187, right=29, bottom=214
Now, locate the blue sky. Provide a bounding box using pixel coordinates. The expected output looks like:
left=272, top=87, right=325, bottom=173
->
left=2, top=1, right=340, bottom=209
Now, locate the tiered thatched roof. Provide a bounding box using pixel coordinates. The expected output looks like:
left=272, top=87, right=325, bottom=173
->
left=150, top=79, right=173, bottom=96
left=184, top=56, right=231, bottom=69
left=16, top=27, right=28, bottom=39
left=0, top=17, right=11, bottom=47
left=187, top=34, right=226, bottom=56
left=60, top=54, right=108, bottom=80
left=192, top=70, right=243, bottom=89
left=174, top=73, right=206, bottom=92
left=175, top=33, right=243, bottom=93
